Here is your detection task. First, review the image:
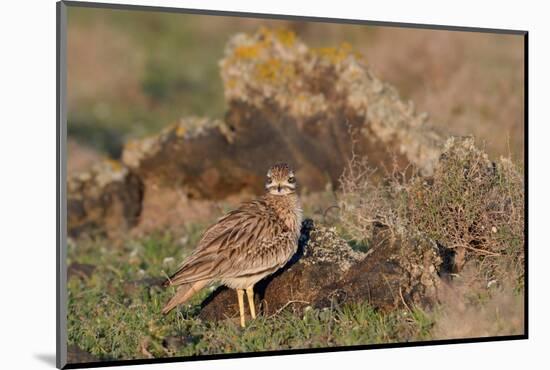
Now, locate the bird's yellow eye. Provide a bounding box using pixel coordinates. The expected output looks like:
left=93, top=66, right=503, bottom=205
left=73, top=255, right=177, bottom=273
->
left=266, top=177, right=272, bottom=184
left=288, top=177, right=296, bottom=184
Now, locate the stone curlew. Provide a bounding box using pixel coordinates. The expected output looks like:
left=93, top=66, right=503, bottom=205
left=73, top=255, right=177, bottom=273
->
left=162, top=163, right=302, bottom=327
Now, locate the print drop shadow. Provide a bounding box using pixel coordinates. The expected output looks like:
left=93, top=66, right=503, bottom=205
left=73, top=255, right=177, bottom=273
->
left=200, top=219, right=314, bottom=312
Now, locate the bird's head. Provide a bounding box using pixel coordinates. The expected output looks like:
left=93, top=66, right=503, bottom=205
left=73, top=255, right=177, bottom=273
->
left=265, top=163, right=297, bottom=196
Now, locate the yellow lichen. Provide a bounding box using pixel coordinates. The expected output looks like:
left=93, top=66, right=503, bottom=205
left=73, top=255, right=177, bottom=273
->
left=254, top=58, right=281, bottom=81
left=231, top=27, right=296, bottom=60
left=258, top=27, right=274, bottom=41
left=353, top=50, right=367, bottom=63
left=175, top=125, right=187, bottom=138
left=312, top=42, right=355, bottom=64
left=340, top=42, right=352, bottom=52
left=104, top=158, right=123, bottom=172
left=275, top=29, right=296, bottom=47
left=254, top=59, right=295, bottom=83
left=233, top=44, right=262, bottom=59
left=226, top=78, right=237, bottom=89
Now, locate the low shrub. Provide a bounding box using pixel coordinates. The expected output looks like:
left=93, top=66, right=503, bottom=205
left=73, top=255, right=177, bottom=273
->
left=339, top=137, right=524, bottom=285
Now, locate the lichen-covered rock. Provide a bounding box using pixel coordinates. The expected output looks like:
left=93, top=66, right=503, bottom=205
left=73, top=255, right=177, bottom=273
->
left=67, top=159, right=143, bottom=238
left=122, top=117, right=235, bottom=170
left=340, top=227, right=442, bottom=311
left=222, top=28, right=442, bottom=176
left=121, top=116, right=264, bottom=200
left=118, top=28, right=442, bottom=203
left=301, top=226, right=365, bottom=272
left=199, top=221, right=442, bottom=321
left=71, top=28, right=444, bottom=238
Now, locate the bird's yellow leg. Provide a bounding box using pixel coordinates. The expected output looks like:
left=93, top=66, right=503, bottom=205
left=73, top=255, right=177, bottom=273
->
left=237, top=289, right=246, bottom=328
left=246, top=286, right=256, bottom=319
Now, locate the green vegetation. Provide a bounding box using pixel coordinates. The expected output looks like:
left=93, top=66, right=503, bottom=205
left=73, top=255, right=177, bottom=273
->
left=68, top=232, right=434, bottom=360
left=66, top=8, right=525, bottom=362
left=67, top=137, right=524, bottom=361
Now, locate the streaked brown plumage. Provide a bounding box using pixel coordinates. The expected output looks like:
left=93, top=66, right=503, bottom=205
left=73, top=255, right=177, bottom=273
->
left=162, top=163, right=302, bottom=326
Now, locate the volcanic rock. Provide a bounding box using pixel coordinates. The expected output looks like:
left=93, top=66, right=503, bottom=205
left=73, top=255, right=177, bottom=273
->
left=199, top=220, right=442, bottom=321
left=67, top=159, right=143, bottom=238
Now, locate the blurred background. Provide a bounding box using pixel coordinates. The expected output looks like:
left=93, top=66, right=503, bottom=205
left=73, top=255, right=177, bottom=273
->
left=64, top=8, right=525, bottom=359
left=67, top=7, right=524, bottom=175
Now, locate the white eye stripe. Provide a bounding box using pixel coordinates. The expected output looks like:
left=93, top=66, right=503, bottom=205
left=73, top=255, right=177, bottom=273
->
left=266, top=183, right=295, bottom=189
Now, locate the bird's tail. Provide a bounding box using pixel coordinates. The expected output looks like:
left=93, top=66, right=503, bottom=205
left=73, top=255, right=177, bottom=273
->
left=161, top=280, right=208, bottom=315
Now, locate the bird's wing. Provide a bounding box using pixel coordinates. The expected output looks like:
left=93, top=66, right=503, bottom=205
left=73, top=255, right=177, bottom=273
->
left=166, top=199, right=296, bottom=286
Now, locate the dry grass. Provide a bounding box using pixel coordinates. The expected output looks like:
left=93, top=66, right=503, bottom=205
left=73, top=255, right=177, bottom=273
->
left=407, top=138, right=524, bottom=282
left=339, top=137, right=524, bottom=285
left=338, top=155, right=405, bottom=240
left=433, top=263, right=524, bottom=339
left=338, top=136, right=524, bottom=339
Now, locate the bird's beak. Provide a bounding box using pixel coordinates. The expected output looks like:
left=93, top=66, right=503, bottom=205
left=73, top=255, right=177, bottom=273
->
left=277, top=184, right=281, bottom=192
